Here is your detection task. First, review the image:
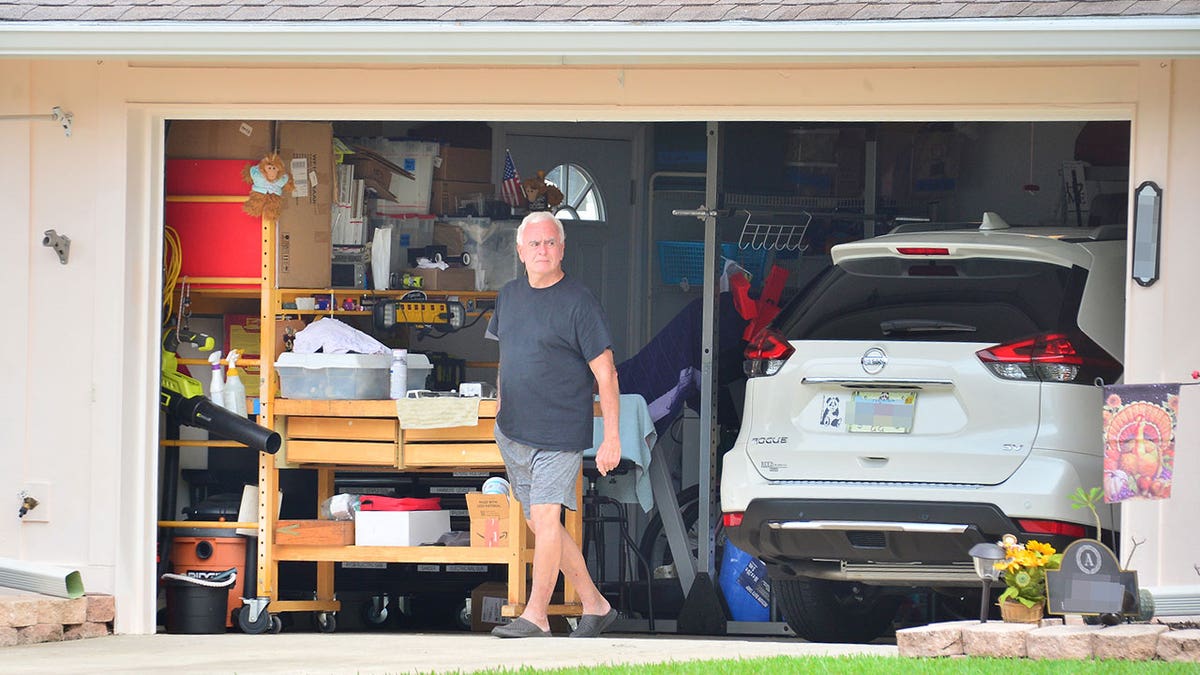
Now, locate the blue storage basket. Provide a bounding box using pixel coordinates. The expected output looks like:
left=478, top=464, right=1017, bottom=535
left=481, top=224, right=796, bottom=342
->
left=656, top=241, right=768, bottom=286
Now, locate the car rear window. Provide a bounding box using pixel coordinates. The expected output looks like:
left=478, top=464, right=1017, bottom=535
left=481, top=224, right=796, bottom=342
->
left=776, top=257, right=1085, bottom=343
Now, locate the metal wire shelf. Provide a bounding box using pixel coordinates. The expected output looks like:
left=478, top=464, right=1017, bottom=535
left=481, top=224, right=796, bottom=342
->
left=737, top=210, right=811, bottom=252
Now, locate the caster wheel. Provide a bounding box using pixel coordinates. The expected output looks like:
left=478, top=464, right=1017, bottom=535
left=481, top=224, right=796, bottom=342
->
left=237, top=606, right=273, bottom=635
left=361, top=597, right=390, bottom=628
left=270, top=615, right=283, bottom=634
left=460, top=251, right=472, bottom=267
left=315, top=611, right=337, bottom=633
left=457, top=600, right=472, bottom=631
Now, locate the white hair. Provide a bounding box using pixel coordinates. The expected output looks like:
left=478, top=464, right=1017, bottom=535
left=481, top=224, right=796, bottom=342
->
left=516, top=211, right=565, bottom=246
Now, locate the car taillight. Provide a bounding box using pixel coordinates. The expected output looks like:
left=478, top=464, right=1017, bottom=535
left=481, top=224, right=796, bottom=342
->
left=744, top=328, right=794, bottom=377
left=723, top=512, right=744, bottom=528
left=975, top=332, right=1123, bottom=384
left=896, top=247, right=950, bottom=256
left=1016, top=519, right=1088, bottom=538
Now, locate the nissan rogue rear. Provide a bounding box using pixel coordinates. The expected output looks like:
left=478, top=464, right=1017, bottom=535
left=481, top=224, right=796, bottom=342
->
left=720, top=217, right=1125, bottom=643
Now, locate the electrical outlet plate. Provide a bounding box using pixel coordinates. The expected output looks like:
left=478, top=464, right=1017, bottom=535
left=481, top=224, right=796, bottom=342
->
left=20, top=481, right=50, bottom=523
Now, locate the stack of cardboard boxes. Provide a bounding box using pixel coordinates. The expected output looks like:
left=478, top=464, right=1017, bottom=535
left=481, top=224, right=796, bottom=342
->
left=431, top=145, right=493, bottom=216
left=165, top=119, right=334, bottom=289
left=167, top=122, right=495, bottom=293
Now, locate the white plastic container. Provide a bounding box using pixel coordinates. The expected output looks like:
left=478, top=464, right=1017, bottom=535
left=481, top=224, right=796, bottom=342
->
left=222, top=349, right=247, bottom=414
left=389, top=349, right=408, bottom=400
left=274, top=352, right=392, bottom=400
left=406, top=353, right=434, bottom=391
left=207, top=351, right=225, bottom=406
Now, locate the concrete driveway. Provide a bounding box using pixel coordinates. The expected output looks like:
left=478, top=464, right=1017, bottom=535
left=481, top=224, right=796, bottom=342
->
left=4, top=632, right=898, bottom=674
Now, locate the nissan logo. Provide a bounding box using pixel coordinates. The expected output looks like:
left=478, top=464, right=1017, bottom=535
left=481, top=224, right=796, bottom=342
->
left=861, top=347, right=887, bottom=374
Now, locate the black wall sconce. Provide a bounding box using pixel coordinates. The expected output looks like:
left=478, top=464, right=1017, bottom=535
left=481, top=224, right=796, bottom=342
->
left=1131, top=181, right=1163, bottom=287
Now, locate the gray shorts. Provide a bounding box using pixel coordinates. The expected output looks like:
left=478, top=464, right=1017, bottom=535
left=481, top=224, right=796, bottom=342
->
left=494, top=426, right=580, bottom=519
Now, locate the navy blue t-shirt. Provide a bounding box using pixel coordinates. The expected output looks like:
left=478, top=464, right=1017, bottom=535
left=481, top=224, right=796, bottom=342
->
left=485, top=275, right=613, bottom=451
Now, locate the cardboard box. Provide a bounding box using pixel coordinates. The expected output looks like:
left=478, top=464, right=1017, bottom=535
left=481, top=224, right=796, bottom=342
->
left=166, top=120, right=275, bottom=160
left=434, top=146, right=492, bottom=183
left=405, top=266, right=478, bottom=292
left=469, top=582, right=569, bottom=633
left=433, top=222, right=468, bottom=257
left=470, top=581, right=509, bottom=632
left=430, top=180, right=494, bottom=217
left=360, top=140, right=440, bottom=214
left=219, top=316, right=306, bottom=401
left=345, top=146, right=416, bottom=204
left=466, top=492, right=535, bottom=547
left=277, top=122, right=335, bottom=288
left=466, top=493, right=510, bottom=548
left=354, top=510, right=451, bottom=546
left=223, top=314, right=261, bottom=399
left=274, top=519, right=354, bottom=546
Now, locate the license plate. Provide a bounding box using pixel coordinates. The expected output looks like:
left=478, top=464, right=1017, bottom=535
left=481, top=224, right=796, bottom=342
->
left=848, top=390, right=917, bottom=434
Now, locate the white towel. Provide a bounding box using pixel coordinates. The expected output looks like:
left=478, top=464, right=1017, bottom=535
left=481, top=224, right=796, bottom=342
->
left=396, top=397, right=481, bottom=429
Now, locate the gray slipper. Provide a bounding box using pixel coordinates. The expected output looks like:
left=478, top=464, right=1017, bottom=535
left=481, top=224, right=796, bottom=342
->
left=491, top=617, right=552, bottom=638
left=569, top=608, right=618, bottom=638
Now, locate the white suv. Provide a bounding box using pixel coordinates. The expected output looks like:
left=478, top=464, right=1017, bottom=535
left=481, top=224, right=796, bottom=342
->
left=720, top=217, right=1125, bottom=643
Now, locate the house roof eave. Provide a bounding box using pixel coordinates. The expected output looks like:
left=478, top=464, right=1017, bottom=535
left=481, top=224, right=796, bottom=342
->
left=2, top=17, right=1199, bottom=63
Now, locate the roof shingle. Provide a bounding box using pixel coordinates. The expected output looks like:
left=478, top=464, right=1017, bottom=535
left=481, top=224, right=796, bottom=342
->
left=2, top=0, right=1197, bottom=23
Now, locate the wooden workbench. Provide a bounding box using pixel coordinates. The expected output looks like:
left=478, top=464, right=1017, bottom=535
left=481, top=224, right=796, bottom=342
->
left=258, top=397, right=583, bottom=626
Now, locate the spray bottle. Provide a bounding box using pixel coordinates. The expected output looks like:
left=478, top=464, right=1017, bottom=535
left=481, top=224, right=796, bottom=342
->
left=223, top=349, right=247, bottom=416
left=207, top=351, right=225, bottom=407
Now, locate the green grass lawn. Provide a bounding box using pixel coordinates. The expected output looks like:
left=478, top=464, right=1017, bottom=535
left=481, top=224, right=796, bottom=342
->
left=462, top=655, right=1197, bottom=674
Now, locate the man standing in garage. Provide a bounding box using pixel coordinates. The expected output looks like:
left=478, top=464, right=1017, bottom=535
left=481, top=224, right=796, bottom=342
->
left=485, top=211, right=622, bottom=638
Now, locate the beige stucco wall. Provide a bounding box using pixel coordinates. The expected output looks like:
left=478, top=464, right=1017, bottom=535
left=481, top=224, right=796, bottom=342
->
left=1122, top=58, right=1200, bottom=587
left=1, top=57, right=1197, bottom=633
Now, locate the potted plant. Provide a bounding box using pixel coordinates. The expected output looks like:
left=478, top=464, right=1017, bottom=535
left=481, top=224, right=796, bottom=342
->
left=995, top=533, right=1064, bottom=622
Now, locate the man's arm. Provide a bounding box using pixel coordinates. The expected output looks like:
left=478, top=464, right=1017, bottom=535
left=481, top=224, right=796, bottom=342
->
left=588, top=348, right=620, bottom=476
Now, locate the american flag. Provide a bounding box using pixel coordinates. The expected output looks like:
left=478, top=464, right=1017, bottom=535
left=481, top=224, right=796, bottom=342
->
left=500, top=149, right=525, bottom=208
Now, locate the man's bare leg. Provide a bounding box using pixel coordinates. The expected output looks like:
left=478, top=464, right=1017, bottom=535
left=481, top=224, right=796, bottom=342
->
left=519, top=502, right=564, bottom=631
left=556, top=518, right=611, bottom=617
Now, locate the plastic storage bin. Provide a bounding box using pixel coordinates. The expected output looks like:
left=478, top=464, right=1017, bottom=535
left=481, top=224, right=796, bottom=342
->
left=275, top=353, right=392, bottom=399
left=656, top=241, right=768, bottom=286
left=407, top=353, right=434, bottom=391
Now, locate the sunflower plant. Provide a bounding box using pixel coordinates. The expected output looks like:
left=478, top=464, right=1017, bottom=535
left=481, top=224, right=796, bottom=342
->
left=994, top=533, right=1064, bottom=608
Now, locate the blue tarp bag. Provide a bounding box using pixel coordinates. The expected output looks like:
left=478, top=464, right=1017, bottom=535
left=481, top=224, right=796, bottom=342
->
left=718, top=540, right=770, bottom=622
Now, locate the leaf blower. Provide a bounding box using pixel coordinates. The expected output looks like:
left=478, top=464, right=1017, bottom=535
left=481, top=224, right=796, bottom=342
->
left=161, top=327, right=280, bottom=454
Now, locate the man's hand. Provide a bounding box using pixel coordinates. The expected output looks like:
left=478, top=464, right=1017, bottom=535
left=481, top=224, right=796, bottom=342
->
left=594, top=438, right=621, bottom=476
left=587, top=348, right=621, bottom=476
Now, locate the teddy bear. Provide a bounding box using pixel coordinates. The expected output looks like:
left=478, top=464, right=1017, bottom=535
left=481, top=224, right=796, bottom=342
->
left=242, top=152, right=294, bottom=221
left=521, top=170, right=564, bottom=212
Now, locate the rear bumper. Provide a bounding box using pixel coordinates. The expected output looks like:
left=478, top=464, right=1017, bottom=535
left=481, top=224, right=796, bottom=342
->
left=726, top=498, right=1079, bottom=586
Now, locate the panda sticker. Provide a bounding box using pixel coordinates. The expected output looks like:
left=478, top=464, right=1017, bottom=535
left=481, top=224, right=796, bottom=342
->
left=818, top=395, right=844, bottom=430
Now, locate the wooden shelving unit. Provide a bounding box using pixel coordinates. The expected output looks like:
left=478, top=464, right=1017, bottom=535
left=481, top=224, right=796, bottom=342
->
left=242, top=216, right=576, bottom=631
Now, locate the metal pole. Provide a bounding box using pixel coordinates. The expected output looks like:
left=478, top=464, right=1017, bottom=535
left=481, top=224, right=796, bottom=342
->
left=697, top=121, right=720, bottom=578
left=979, top=579, right=992, bottom=623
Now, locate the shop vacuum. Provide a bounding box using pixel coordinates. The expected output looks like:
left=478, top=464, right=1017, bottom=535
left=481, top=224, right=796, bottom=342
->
left=158, top=327, right=280, bottom=632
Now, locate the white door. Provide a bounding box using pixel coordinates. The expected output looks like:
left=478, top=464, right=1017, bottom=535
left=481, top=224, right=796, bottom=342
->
left=505, top=134, right=636, bottom=361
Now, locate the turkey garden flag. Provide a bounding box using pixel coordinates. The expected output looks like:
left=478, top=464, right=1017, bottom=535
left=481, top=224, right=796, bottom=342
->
left=1102, top=383, right=1178, bottom=502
